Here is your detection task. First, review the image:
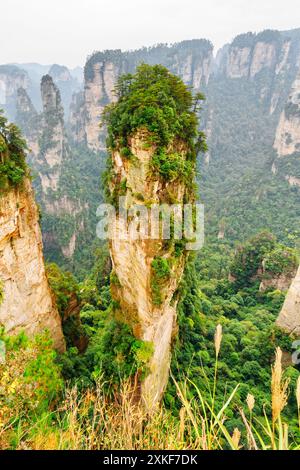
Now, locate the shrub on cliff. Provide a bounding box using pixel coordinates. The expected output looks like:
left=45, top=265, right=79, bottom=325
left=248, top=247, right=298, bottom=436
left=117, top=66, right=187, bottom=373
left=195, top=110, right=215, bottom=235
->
left=0, top=111, right=28, bottom=191
left=102, top=63, right=207, bottom=183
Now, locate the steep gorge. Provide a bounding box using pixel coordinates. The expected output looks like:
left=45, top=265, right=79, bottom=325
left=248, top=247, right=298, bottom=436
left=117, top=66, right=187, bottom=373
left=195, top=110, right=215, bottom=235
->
left=16, top=76, right=89, bottom=266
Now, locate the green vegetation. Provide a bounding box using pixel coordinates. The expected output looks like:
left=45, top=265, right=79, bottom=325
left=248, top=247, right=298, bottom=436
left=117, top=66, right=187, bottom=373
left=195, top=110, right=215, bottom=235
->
left=0, top=111, right=28, bottom=191
left=0, top=258, right=300, bottom=450
left=84, top=40, right=212, bottom=83
left=151, top=150, right=194, bottom=182
left=0, top=329, right=63, bottom=448
left=200, top=59, right=300, bottom=245
left=102, top=64, right=207, bottom=205
left=46, top=263, right=86, bottom=349
left=42, top=260, right=153, bottom=389
left=3, top=37, right=300, bottom=450
left=46, top=263, right=79, bottom=316
left=230, top=231, right=298, bottom=288
left=40, top=145, right=106, bottom=279
left=151, top=256, right=171, bottom=305
left=103, top=63, right=206, bottom=159
left=232, top=30, right=282, bottom=48
left=166, top=236, right=300, bottom=441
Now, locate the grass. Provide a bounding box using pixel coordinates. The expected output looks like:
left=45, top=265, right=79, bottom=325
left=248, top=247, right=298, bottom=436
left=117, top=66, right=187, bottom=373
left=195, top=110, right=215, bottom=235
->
left=0, top=325, right=299, bottom=450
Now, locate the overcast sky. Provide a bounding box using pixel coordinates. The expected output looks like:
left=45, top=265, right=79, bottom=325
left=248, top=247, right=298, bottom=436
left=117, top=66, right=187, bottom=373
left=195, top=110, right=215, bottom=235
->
left=2, top=0, right=300, bottom=68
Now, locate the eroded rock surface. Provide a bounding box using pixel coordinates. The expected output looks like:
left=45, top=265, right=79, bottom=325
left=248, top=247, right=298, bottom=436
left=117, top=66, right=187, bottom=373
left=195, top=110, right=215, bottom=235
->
left=0, top=179, right=65, bottom=351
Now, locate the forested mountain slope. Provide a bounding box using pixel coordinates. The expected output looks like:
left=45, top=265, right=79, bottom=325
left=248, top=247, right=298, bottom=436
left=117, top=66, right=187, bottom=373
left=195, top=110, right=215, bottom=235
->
left=1, top=29, right=299, bottom=273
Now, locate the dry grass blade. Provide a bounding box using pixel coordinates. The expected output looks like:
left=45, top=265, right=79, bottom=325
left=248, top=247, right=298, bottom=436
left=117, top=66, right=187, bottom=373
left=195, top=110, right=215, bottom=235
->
left=271, top=347, right=290, bottom=424
left=239, top=408, right=258, bottom=450
left=214, top=324, right=222, bottom=358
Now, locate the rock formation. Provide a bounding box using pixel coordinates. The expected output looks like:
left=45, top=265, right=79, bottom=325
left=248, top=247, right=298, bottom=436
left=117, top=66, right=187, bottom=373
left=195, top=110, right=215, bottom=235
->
left=49, top=64, right=81, bottom=116
left=38, top=74, right=66, bottom=193
left=222, top=31, right=289, bottom=81
left=15, top=75, right=87, bottom=261
left=0, top=136, right=65, bottom=351
left=0, top=65, right=30, bottom=120
left=15, top=87, right=39, bottom=157
left=71, top=41, right=213, bottom=150
left=3, top=29, right=300, bottom=273
left=274, top=69, right=300, bottom=157
left=226, top=45, right=252, bottom=78
left=276, top=265, right=300, bottom=336
left=69, top=91, right=86, bottom=144
left=84, top=57, right=120, bottom=150
left=109, top=131, right=188, bottom=407
left=105, top=65, right=202, bottom=407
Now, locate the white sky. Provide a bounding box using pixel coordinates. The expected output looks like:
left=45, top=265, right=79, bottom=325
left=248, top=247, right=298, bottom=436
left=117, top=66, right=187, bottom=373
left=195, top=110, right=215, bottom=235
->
left=2, top=0, right=300, bottom=68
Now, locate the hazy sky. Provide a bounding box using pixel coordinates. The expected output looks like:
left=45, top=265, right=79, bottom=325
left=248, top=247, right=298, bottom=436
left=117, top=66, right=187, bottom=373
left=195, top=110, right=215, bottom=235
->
left=2, top=0, right=300, bottom=68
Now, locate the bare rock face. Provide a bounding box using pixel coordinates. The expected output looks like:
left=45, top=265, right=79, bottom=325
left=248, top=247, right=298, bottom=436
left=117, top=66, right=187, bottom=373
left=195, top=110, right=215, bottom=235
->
left=259, top=273, right=295, bottom=292
left=276, top=265, right=300, bottom=336
left=38, top=75, right=66, bottom=191
left=0, top=65, right=30, bottom=120
left=250, top=42, right=276, bottom=77
left=74, top=42, right=213, bottom=151
left=226, top=46, right=252, bottom=78
left=84, top=61, right=120, bottom=150
left=15, top=88, right=39, bottom=156
left=171, top=51, right=212, bottom=88
left=0, top=179, right=65, bottom=351
left=274, top=70, right=300, bottom=157
left=286, top=175, right=300, bottom=187
left=69, top=91, right=87, bottom=144
left=48, top=64, right=81, bottom=117
left=222, top=33, right=291, bottom=84
left=109, top=132, right=188, bottom=407
left=17, top=75, right=85, bottom=260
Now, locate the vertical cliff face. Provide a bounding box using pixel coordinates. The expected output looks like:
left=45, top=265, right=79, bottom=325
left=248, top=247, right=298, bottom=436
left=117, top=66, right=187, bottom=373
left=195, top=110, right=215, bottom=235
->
left=0, top=180, right=65, bottom=351
left=38, top=75, right=66, bottom=192
left=84, top=58, right=121, bottom=150
left=169, top=41, right=212, bottom=88
left=276, top=265, right=300, bottom=336
left=226, top=32, right=280, bottom=79
left=110, top=133, right=187, bottom=406
left=0, top=115, right=65, bottom=350
left=249, top=41, right=277, bottom=77
left=272, top=63, right=300, bottom=188
left=15, top=87, right=39, bottom=157
left=226, top=45, right=253, bottom=78
left=219, top=31, right=294, bottom=102
left=48, top=64, right=81, bottom=116
left=104, top=65, right=202, bottom=407
left=274, top=70, right=300, bottom=157
left=16, top=75, right=86, bottom=261
left=73, top=41, right=213, bottom=151
left=0, top=65, right=30, bottom=120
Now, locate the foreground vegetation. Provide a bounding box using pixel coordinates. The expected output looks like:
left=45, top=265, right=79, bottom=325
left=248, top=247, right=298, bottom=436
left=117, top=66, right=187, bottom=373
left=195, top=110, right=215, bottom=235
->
left=0, top=324, right=299, bottom=450
left=0, top=231, right=299, bottom=450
